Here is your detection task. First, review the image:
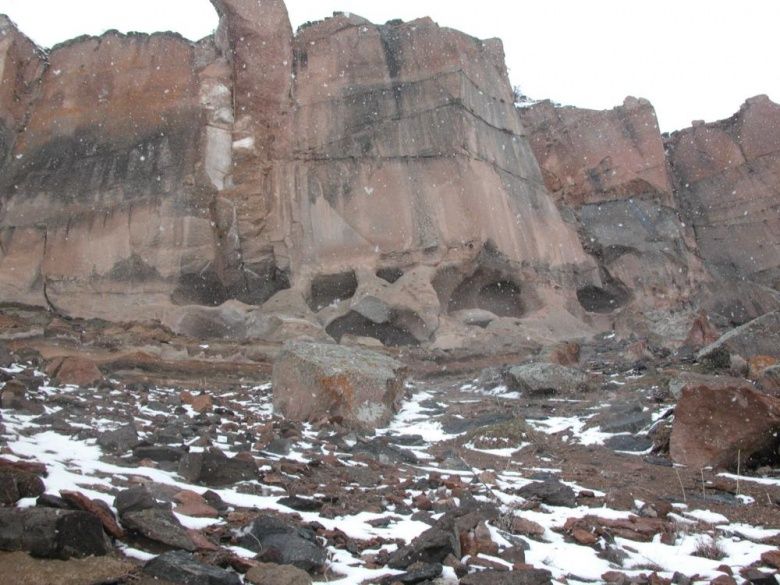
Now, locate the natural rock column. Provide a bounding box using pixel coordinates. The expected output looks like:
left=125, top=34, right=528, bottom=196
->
left=209, top=0, right=295, bottom=303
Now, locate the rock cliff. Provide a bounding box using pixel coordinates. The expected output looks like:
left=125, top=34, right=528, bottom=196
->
left=0, top=0, right=778, bottom=349
left=520, top=95, right=780, bottom=332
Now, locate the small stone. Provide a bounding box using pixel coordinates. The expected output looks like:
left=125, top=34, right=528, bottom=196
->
left=761, top=549, right=780, bottom=569
left=191, top=394, right=214, bottom=413
left=571, top=528, right=598, bottom=545
left=510, top=517, right=546, bottom=537
left=97, top=423, right=140, bottom=453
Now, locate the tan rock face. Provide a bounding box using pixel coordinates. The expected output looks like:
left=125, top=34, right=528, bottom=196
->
left=667, top=95, right=780, bottom=290
left=0, top=31, right=219, bottom=318
left=0, top=3, right=600, bottom=347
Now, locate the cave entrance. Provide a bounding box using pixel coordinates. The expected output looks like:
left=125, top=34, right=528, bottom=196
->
left=376, top=267, right=404, bottom=284
left=325, top=311, right=420, bottom=347
left=444, top=269, right=525, bottom=318
left=307, top=271, right=358, bottom=311
left=576, top=284, right=630, bottom=313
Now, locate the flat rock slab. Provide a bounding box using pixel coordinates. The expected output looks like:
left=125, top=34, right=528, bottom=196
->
left=272, top=341, right=406, bottom=431
left=245, top=562, right=313, bottom=585
left=236, top=515, right=327, bottom=573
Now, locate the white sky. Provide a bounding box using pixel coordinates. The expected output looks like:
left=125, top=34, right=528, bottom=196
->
left=0, top=0, right=777, bottom=132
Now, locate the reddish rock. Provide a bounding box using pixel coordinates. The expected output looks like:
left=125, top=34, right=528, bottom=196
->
left=683, top=311, right=720, bottom=350
left=709, top=575, right=736, bottom=585
left=519, top=97, right=673, bottom=206
left=174, top=490, right=219, bottom=518
left=748, top=355, right=778, bottom=380
left=191, top=394, right=214, bottom=414
left=761, top=550, right=780, bottom=569
left=60, top=490, right=125, bottom=539
left=571, top=528, right=599, bottom=545
left=563, top=515, right=671, bottom=543
left=46, top=356, right=104, bottom=387
left=510, top=517, right=546, bottom=537
left=670, top=384, right=780, bottom=469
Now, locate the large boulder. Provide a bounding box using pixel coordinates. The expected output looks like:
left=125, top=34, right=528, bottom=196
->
left=0, top=508, right=111, bottom=559
left=178, top=447, right=258, bottom=486
left=235, top=515, right=327, bottom=573
left=670, top=384, right=780, bottom=469
left=45, top=356, right=104, bottom=387
left=272, top=341, right=406, bottom=431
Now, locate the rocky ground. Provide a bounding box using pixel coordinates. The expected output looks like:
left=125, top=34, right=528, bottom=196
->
left=0, top=304, right=779, bottom=585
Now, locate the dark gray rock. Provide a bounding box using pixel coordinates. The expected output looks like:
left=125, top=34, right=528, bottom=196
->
left=387, top=527, right=458, bottom=569
left=264, top=437, right=292, bottom=455
left=593, top=403, right=652, bottom=434
left=0, top=508, right=111, bottom=559
left=178, top=447, right=257, bottom=486
left=114, top=486, right=165, bottom=517
left=121, top=508, right=196, bottom=551
left=0, top=475, right=20, bottom=507
left=0, top=342, right=12, bottom=367
left=460, top=568, right=553, bottom=585
left=36, top=493, right=75, bottom=509
left=381, top=562, right=442, bottom=584
left=133, top=444, right=187, bottom=462
left=144, top=550, right=241, bottom=585
left=351, top=437, right=419, bottom=465
left=277, top=495, right=324, bottom=512
left=97, top=423, right=141, bottom=453
left=236, top=515, right=327, bottom=573
left=441, top=412, right=513, bottom=435
left=517, top=479, right=577, bottom=507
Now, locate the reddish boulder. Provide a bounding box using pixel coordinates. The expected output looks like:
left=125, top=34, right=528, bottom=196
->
left=46, top=356, right=104, bottom=387
left=670, top=384, right=780, bottom=469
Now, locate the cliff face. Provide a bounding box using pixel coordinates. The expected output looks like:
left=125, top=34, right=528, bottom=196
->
left=0, top=0, right=778, bottom=346
left=667, top=96, right=780, bottom=290
left=519, top=95, right=780, bottom=329
left=0, top=0, right=602, bottom=347
left=519, top=98, right=707, bottom=316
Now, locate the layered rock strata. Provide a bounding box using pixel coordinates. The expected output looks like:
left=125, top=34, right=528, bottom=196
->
left=0, top=1, right=778, bottom=348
